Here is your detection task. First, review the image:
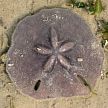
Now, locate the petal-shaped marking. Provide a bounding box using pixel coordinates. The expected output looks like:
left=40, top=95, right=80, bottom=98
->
left=34, top=46, right=52, bottom=55
left=43, top=55, right=56, bottom=72
left=59, top=42, right=74, bottom=53
left=50, top=27, right=58, bottom=49
left=58, top=54, right=71, bottom=70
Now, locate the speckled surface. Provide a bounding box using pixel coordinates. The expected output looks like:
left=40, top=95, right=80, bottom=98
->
left=6, top=8, right=103, bottom=99
left=0, top=0, right=108, bottom=108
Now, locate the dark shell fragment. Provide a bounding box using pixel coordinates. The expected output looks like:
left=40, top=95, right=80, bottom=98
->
left=6, top=8, right=104, bottom=99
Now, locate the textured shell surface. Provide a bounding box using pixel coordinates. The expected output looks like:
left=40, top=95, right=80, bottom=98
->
left=6, top=8, right=104, bottom=99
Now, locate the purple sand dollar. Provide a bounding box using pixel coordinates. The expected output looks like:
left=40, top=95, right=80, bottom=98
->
left=6, top=8, right=104, bottom=99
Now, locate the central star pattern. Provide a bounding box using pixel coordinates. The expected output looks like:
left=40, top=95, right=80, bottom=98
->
left=34, top=27, right=75, bottom=72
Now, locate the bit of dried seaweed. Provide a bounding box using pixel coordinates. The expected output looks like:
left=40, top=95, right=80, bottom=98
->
left=96, top=19, right=108, bottom=48
left=95, top=0, right=103, bottom=15
left=65, top=0, right=103, bottom=15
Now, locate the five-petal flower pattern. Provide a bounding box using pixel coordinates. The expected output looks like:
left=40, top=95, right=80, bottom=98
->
left=34, top=27, right=75, bottom=72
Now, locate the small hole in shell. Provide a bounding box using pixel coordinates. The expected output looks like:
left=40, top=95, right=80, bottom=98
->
left=34, top=80, right=41, bottom=91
